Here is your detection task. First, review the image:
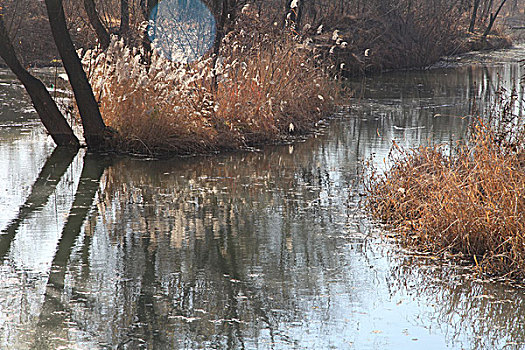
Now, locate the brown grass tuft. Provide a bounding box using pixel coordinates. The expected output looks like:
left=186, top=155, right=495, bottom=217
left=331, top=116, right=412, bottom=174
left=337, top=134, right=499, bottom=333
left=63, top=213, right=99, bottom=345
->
left=365, top=104, right=525, bottom=280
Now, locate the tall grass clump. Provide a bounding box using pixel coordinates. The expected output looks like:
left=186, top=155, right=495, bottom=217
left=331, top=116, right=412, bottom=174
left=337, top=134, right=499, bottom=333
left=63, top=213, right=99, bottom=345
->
left=365, top=91, right=525, bottom=280
left=82, top=13, right=338, bottom=156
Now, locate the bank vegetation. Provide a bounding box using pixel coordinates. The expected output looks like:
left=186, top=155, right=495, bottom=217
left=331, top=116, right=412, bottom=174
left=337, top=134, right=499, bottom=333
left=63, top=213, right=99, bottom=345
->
left=85, top=13, right=337, bottom=155
left=0, top=0, right=522, bottom=155
left=365, top=89, right=525, bottom=281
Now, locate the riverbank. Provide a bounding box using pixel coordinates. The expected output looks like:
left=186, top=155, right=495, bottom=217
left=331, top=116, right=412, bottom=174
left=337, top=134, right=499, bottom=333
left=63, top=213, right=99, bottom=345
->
left=1, top=0, right=517, bottom=73
left=315, top=22, right=512, bottom=76
left=2, top=24, right=513, bottom=73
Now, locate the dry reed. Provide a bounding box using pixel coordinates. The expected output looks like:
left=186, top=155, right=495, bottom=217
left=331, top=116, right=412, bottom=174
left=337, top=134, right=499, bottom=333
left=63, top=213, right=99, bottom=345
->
left=82, top=13, right=338, bottom=156
left=365, top=98, right=525, bottom=280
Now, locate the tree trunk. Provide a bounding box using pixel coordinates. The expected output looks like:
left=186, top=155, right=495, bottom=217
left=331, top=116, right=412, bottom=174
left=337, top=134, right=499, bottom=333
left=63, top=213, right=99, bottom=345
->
left=44, top=0, right=108, bottom=151
left=83, top=0, right=111, bottom=50
left=120, top=0, right=130, bottom=35
left=210, top=0, right=229, bottom=89
left=483, top=0, right=508, bottom=36
left=469, top=0, right=481, bottom=33
left=213, top=0, right=229, bottom=56
left=141, top=0, right=158, bottom=64
left=0, top=16, right=79, bottom=148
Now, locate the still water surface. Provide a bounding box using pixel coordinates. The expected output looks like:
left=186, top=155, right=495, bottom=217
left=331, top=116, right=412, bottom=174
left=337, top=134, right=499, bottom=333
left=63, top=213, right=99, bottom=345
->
left=1, top=47, right=525, bottom=349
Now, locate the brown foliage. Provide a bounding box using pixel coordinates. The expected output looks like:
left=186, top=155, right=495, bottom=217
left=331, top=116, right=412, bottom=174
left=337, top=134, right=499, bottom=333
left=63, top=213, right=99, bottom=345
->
left=366, top=105, right=525, bottom=280
left=84, top=14, right=338, bottom=156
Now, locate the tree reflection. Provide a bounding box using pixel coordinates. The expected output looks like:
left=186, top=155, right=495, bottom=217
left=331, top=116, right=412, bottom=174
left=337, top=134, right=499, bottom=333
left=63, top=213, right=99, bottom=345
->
left=58, top=123, right=365, bottom=349
left=0, top=148, right=77, bottom=260
left=31, top=153, right=108, bottom=349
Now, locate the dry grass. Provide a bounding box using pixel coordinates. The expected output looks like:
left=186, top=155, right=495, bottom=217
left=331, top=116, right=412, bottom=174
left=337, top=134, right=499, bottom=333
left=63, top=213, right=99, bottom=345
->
left=82, top=14, right=338, bottom=156
left=365, top=97, right=525, bottom=280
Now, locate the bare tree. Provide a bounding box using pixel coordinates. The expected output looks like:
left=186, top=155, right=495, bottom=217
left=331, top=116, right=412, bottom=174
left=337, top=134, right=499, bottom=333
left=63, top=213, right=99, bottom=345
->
left=483, top=0, right=509, bottom=36
left=0, top=14, right=79, bottom=148
left=44, top=0, right=108, bottom=150
left=83, top=0, right=111, bottom=49
left=141, top=0, right=158, bottom=63
left=285, top=0, right=305, bottom=29
left=120, top=0, right=130, bottom=35
left=470, top=0, right=481, bottom=32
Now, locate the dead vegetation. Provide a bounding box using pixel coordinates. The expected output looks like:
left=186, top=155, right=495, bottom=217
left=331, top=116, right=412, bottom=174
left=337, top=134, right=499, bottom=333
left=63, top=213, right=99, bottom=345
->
left=312, top=5, right=473, bottom=75
left=365, top=88, right=525, bottom=280
left=268, top=0, right=514, bottom=75
left=84, top=13, right=338, bottom=156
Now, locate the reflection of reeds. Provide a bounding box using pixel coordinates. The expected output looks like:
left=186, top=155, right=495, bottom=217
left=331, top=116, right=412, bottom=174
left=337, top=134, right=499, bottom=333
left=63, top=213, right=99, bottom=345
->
left=391, top=256, right=525, bottom=349
left=82, top=14, right=338, bottom=156
left=366, top=99, right=525, bottom=280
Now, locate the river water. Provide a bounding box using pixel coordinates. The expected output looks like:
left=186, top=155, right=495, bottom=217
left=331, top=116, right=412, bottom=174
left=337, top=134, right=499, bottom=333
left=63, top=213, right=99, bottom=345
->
left=0, top=46, right=524, bottom=349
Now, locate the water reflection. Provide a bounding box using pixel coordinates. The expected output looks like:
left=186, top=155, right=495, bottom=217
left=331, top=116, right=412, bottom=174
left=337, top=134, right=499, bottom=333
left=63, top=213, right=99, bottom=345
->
left=0, top=148, right=77, bottom=260
left=33, top=153, right=109, bottom=350
left=1, top=51, right=525, bottom=349
left=390, top=257, right=525, bottom=349
left=87, top=123, right=367, bottom=349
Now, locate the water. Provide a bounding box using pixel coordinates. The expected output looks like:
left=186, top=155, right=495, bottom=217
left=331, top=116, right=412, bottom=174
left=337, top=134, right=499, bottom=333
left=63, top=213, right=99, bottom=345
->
left=0, top=46, right=524, bottom=349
